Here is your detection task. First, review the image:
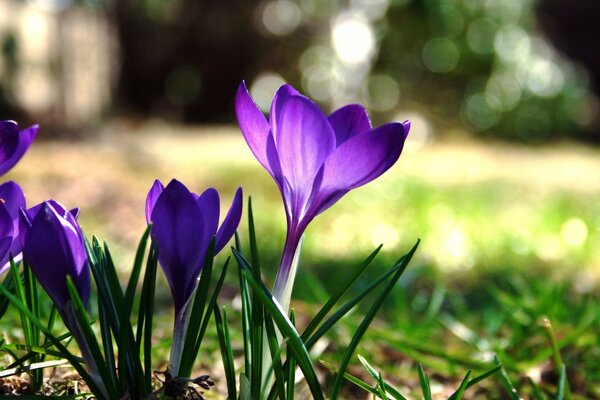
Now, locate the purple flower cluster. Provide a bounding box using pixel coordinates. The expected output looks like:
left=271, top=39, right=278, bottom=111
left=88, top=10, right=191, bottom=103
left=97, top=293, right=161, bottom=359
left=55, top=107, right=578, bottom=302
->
left=0, top=80, right=409, bottom=387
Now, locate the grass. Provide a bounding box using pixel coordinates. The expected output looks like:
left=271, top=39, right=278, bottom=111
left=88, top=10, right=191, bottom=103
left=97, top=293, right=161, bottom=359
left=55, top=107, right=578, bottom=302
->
left=1, top=122, right=600, bottom=398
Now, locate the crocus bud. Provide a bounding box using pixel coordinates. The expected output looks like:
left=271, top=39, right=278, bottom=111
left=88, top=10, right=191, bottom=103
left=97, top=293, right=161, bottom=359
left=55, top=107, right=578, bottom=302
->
left=20, top=201, right=90, bottom=310
left=147, top=179, right=242, bottom=316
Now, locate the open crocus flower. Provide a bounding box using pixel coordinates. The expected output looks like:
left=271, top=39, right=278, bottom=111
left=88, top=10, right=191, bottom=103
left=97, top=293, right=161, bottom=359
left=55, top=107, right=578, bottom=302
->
left=20, top=200, right=90, bottom=310
left=0, top=181, right=26, bottom=275
left=0, top=120, right=38, bottom=176
left=146, top=179, right=243, bottom=315
left=235, top=81, right=410, bottom=310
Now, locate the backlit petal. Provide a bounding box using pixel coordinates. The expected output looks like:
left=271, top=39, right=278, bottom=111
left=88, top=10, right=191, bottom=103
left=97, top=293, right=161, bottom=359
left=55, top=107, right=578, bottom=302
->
left=308, top=121, right=409, bottom=217
left=274, top=95, right=336, bottom=218
left=328, top=104, right=371, bottom=146
left=235, top=82, right=276, bottom=176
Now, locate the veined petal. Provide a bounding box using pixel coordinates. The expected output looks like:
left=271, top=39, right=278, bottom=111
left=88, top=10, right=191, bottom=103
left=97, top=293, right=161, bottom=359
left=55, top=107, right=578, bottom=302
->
left=215, top=186, right=243, bottom=253
left=274, top=95, right=336, bottom=218
left=308, top=121, right=409, bottom=217
left=151, top=179, right=205, bottom=313
left=0, top=122, right=37, bottom=176
left=235, top=82, right=277, bottom=176
left=328, top=104, right=371, bottom=146
left=145, top=179, right=164, bottom=224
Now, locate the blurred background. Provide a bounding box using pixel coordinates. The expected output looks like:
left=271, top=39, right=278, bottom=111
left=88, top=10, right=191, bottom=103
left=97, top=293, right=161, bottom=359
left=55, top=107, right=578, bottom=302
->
left=1, top=0, right=600, bottom=293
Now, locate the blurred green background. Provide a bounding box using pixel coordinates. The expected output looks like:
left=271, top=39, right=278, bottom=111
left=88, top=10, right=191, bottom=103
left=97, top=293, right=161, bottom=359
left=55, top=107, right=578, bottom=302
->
left=0, top=0, right=597, bottom=286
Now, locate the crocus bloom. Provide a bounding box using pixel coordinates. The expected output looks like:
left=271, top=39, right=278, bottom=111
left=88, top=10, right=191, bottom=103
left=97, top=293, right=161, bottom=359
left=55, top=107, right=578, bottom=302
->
left=0, top=181, right=26, bottom=275
left=146, top=179, right=242, bottom=314
left=235, top=81, right=410, bottom=309
left=20, top=200, right=90, bottom=309
left=0, top=120, right=38, bottom=176
left=146, top=179, right=242, bottom=375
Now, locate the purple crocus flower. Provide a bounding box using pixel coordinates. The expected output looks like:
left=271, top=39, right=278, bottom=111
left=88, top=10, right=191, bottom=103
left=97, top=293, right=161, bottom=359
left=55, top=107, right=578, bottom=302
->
left=0, top=181, right=26, bottom=275
left=235, top=81, right=410, bottom=308
left=146, top=179, right=243, bottom=316
left=20, top=200, right=90, bottom=309
left=146, top=179, right=242, bottom=375
left=0, top=121, right=38, bottom=176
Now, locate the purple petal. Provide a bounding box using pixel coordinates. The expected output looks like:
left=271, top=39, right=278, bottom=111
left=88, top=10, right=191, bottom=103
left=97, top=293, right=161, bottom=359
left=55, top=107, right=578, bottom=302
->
left=145, top=179, right=164, bottom=224
left=0, top=122, right=37, bottom=176
left=0, top=183, right=23, bottom=269
left=196, top=187, right=220, bottom=262
left=0, top=205, right=14, bottom=241
left=0, top=181, right=26, bottom=218
left=308, top=121, right=409, bottom=217
left=0, top=237, right=15, bottom=276
left=150, top=179, right=205, bottom=314
left=328, top=104, right=372, bottom=146
left=25, top=202, right=90, bottom=308
left=273, top=95, right=336, bottom=219
left=235, top=82, right=277, bottom=176
left=269, top=84, right=300, bottom=142
left=215, top=186, right=243, bottom=253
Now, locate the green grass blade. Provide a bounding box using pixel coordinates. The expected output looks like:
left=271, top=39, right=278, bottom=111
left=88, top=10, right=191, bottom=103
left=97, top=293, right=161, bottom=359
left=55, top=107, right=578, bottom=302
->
left=319, top=360, right=393, bottom=399
left=142, top=245, right=158, bottom=386
left=233, top=249, right=324, bottom=400
left=264, top=312, right=286, bottom=400
left=66, top=276, right=116, bottom=399
left=287, top=310, right=297, bottom=400
left=329, top=240, right=419, bottom=400
left=493, top=355, right=521, bottom=400
left=527, top=377, right=546, bottom=400
left=0, top=271, right=15, bottom=318
left=447, top=365, right=502, bottom=400
left=450, top=370, right=472, bottom=400
left=214, top=305, right=237, bottom=400
left=305, top=247, right=417, bottom=350
left=179, top=238, right=215, bottom=377
left=0, top=343, right=83, bottom=361
left=301, top=245, right=382, bottom=341
left=102, top=244, right=150, bottom=396
left=193, top=257, right=230, bottom=360
left=357, top=355, right=405, bottom=400
left=375, top=372, right=389, bottom=399
left=246, top=198, right=265, bottom=398
left=555, top=364, right=566, bottom=400
left=0, top=282, right=103, bottom=398
left=97, top=300, right=118, bottom=394
left=23, top=262, right=42, bottom=390
left=124, top=226, right=150, bottom=316
left=236, top=237, right=252, bottom=379
left=10, top=261, right=33, bottom=350
left=417, top=364, right=432, bottom=400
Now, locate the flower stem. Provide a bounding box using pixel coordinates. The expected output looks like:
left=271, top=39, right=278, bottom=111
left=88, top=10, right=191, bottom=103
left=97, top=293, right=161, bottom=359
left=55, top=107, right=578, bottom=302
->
left=272, top=234, right=304, bottom=314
